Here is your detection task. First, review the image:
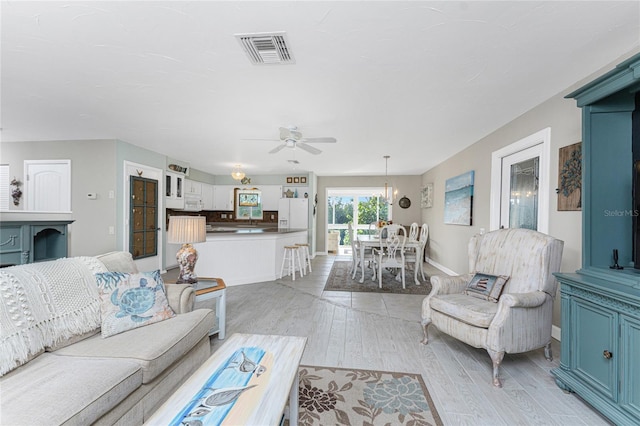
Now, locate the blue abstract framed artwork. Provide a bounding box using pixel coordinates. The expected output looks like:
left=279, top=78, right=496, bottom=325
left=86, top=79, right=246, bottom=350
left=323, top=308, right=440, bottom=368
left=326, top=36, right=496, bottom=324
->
left=444, top=171, right=474, bottom=225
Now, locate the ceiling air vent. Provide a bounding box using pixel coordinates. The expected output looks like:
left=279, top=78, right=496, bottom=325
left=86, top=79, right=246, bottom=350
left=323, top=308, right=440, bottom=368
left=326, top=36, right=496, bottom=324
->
left=235, top=32, right=295, bottom=65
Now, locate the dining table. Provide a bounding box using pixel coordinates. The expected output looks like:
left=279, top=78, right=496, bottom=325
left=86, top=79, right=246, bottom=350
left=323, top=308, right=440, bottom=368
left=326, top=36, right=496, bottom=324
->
left=356, top=234, right=422, bottom=285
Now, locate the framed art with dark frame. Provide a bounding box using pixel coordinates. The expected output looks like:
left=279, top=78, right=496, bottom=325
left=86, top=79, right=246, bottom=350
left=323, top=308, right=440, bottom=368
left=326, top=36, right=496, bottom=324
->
left=286, top=177, right=293, bottom=183
left=301, top=177, right=307, bottom=184
left=293, top=177, right=300, bottom=183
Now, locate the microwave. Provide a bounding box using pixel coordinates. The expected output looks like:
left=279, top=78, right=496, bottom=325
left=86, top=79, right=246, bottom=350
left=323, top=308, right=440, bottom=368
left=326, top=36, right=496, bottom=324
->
left=182, top=195, right=202, bottom=212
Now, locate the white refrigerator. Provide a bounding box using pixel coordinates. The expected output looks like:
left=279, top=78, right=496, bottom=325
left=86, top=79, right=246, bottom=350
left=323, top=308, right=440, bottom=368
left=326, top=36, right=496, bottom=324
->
left=278, top=198, right=309, bottom=229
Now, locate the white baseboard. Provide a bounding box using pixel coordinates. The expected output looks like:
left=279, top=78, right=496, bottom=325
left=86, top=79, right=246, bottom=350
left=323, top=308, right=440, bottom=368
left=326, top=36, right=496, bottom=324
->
left=552, top=325, right=561, bottom=342
left=426, top=258, right=458, bottom=276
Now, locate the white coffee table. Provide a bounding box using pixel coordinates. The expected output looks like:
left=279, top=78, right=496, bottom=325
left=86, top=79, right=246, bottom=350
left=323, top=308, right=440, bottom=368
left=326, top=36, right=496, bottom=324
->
left=145, top=333, right=307, bottom=426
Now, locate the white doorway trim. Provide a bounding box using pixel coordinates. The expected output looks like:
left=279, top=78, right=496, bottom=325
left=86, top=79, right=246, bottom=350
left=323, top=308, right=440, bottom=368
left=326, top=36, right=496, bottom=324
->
left=123, top=161, right=164, bottom=272
left=490, top=127, right=551, bottom=233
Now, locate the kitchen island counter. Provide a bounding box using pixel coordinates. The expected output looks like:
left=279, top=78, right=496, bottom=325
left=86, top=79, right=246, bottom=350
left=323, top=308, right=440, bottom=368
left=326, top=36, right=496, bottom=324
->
left=206, top=226, right=306, bottom=234
left=194, top=229, right=308, bottom=286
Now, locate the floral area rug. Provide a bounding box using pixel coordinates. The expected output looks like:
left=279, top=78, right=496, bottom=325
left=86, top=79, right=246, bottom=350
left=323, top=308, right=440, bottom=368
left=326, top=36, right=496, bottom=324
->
left=324, top=261, right=431, bottom=295
left=296, top=365, right=443, bottom=426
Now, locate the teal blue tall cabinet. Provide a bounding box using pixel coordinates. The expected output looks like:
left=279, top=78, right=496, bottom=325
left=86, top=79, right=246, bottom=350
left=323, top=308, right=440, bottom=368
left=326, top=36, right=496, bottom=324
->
left=552, top=54, right=640, bottom=425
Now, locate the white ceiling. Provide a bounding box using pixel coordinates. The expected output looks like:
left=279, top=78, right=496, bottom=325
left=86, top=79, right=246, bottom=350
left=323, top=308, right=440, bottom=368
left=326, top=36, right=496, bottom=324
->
left=2, top=1, right=639, bottom=177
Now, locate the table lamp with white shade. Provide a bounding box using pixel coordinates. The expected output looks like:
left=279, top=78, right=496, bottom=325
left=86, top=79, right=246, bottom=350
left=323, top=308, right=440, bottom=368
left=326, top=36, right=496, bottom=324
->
left=167, top=215, right=207, bottom=284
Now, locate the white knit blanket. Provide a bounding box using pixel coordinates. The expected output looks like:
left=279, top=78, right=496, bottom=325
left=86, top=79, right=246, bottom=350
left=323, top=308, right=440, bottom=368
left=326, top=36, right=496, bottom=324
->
left=0, top=257, right=107, bottom=375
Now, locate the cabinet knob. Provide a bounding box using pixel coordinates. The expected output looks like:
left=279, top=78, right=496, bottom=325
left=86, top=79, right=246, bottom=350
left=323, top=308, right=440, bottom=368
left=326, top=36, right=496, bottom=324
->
left=603, top=350, right=613, bottom=359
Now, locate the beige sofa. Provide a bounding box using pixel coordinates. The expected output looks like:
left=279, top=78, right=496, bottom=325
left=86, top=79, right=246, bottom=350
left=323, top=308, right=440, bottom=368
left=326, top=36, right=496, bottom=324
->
left=0, top=251, right=215, bottom=425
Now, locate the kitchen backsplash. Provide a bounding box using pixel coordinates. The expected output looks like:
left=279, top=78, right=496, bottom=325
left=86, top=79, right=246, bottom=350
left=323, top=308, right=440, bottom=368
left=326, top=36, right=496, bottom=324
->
left=166, top=209, right=279, bottom=225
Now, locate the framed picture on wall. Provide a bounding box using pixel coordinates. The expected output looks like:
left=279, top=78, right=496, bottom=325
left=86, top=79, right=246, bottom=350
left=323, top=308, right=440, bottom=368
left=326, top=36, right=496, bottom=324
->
left=444, top=171, right=474, bottom=225
left=293, top=177, right=300, bottom=183
left=421, top=183, right=433, bottom=208
left=558, top=142, right=582, bottom=211
left=287, top=177, right=293, bottom=183
left=301, top=177, right=307, bottom=183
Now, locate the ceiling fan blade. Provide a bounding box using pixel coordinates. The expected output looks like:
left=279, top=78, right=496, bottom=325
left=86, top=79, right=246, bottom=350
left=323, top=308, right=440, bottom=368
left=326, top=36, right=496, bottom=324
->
left=302, top=137, right=337, bottom=144
left=269, top=144, right=287, bottom=154
left=297, top=142, right=322, bottom=155
left=290, top=130, right=303, bottom=140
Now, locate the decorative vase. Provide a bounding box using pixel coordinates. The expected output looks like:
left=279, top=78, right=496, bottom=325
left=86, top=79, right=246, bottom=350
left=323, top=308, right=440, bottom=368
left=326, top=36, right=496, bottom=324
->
left=176, top=243, right=199, bottom=284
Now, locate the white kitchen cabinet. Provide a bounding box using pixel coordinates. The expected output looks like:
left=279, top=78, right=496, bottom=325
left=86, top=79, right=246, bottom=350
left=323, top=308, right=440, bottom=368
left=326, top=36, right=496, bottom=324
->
left=213, top=185, right=236, bottom=211
left=184, top=179, right=202, bottom=196
left=255, top=185, right=283, bottom=211
left=165, top=172, right=184, bottom=209
left=201, top=183, right=214, bottom=210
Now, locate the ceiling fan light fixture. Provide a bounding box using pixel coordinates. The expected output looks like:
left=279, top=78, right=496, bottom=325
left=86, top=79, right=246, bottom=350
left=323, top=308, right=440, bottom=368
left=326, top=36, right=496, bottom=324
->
left=231, top=164, right=246, bottom=181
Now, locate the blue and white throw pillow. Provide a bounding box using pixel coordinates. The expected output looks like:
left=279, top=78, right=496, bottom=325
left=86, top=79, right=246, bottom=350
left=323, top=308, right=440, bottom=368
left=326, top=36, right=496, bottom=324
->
left=95, top=270, right=175, bottom=337
left=464, top=272, right=510, bottom=303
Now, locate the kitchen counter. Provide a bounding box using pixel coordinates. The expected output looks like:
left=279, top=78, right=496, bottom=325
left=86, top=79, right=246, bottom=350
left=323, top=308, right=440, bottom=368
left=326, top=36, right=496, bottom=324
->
left=207, top=226, right=305, bottom=234
left=194, top=229, right=308, bottom=286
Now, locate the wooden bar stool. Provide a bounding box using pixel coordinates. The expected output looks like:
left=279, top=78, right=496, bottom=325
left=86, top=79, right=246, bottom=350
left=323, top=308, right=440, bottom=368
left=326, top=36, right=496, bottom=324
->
left=295, top=243, right=312, bottom=274
left=280, top=245, right=304, bottom=280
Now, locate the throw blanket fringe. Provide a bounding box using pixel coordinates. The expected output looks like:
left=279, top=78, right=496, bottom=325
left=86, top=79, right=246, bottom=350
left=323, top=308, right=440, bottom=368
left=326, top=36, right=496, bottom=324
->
left=0, top=258, right=105, bottom=375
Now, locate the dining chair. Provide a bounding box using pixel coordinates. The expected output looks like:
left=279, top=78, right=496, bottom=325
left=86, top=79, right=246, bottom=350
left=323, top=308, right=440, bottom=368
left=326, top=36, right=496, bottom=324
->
left=405, top=223, right=429, bottom=282
left=372, top=224, right=407, bottom=289
left=380, top=223, right=403, bottom=239
left=408, top=222, right=419, bottom=242
left=348, top=223, right=372, bottom=279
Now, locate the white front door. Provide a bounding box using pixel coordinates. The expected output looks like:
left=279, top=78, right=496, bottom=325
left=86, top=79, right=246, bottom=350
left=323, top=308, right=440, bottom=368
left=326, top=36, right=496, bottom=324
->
left=124, top=161, right=163, bottom=272
left=490, top=128, right=550, bottom=233
left=500, top=145, right=541, bottom=230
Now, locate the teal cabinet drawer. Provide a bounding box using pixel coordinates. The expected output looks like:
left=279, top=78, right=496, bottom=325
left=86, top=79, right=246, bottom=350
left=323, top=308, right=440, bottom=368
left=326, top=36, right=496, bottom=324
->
left=621, top=315, right=640, bottom=419
left=0, top=226, right=25, bottom=266
left=0, top=226, right=23, bottom=251
left=0, top=251, right=24, bottom=266
left=572, top=299, right=618, bottom=400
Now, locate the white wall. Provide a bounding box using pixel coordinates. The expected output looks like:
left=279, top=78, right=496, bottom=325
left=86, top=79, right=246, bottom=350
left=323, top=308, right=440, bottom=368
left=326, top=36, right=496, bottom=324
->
left=1, top=139, right=118, bottom=256
left=421, top=48, right=640, bottom=327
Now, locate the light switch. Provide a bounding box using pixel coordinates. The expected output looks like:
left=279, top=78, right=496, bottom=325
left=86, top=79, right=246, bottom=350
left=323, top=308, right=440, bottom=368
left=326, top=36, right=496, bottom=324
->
left=87, top=193, right=97, bottom=200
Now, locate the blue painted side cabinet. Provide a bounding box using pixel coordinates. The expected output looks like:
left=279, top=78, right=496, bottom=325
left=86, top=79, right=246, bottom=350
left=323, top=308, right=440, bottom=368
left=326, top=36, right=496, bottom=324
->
left=0, top=220, right=73, bottom=266
left=552, top=54, right=640, bottom=425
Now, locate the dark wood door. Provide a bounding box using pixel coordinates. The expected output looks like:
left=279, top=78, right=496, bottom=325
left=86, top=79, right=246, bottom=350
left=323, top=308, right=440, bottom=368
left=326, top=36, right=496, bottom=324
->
left=130, top=176, right=158, bottom=259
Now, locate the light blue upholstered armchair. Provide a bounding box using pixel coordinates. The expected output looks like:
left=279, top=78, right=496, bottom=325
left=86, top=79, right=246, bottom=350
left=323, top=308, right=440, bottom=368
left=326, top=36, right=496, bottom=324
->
left=421, top=228, right=564, bottom=387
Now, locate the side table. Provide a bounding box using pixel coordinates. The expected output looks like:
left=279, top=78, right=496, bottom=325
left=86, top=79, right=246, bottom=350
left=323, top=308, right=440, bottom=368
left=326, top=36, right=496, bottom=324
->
left=192, top=278, right=226, bottom=339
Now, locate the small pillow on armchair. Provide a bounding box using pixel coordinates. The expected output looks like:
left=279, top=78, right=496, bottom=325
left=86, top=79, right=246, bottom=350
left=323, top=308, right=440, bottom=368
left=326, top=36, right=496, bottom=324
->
left=95, top=270, right=176, bottom=337
left=464, top=272, right=510, bottom=302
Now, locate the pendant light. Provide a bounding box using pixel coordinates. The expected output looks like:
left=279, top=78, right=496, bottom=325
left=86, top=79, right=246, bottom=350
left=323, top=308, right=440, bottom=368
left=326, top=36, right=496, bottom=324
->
left=382, top=155, right=398, bottom=205
left=231, top=164, right=245, bottom=181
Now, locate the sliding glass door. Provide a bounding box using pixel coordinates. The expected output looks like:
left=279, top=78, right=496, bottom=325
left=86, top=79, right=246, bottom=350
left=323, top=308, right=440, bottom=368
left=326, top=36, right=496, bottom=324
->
left=327, top=188, right=390, bottom=251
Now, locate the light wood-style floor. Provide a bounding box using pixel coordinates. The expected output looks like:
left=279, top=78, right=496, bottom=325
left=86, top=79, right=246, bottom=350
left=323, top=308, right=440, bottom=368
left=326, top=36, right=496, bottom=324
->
left=202, top=255, right=611, bottom=426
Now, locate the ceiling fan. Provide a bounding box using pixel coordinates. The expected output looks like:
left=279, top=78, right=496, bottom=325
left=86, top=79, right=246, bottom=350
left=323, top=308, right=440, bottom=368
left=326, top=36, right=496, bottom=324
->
left=247, top=126, right=337, bottom=155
